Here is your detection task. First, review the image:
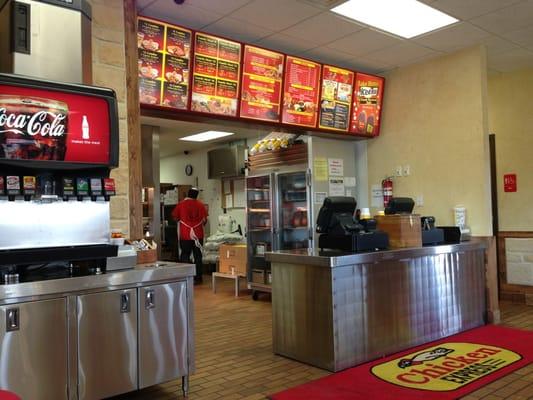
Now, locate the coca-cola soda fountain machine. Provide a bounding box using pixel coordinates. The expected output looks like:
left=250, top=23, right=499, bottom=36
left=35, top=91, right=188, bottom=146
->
left=0, top=73, right=119, bottom=278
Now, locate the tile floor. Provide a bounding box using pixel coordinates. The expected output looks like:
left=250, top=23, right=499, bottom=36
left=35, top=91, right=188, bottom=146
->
left=112, top=277, right=533, bottom=400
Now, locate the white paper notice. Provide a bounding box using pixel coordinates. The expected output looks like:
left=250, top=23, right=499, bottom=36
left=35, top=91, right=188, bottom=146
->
left=344, top=176, right=356, bottom=187
left=329, top=178, right=345, bottom=196
left=233, top=179, right=245, bottom=208
left=225, top=194, right=233, bottom=208
left=328, top=158, right=344, bottom=176
left=314, top=192, right=327, bottom=204
left=371, top=184, right=383, bottom=208
left=345, top=189, right=352, bottom=197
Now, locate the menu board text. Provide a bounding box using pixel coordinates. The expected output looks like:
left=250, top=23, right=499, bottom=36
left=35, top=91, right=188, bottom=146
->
left=350, top=73, right=384, bottom=136
left=319, top=65, right=354, bottom=131
left=282, top=56, right=321, bottom=128
left=191, top=33, right=241, bottom=116
left=240, top=45, right=284, bottom=122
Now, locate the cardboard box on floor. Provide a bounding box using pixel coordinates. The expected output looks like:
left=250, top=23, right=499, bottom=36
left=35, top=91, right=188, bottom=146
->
left=218, top=244, right=247, bottom=276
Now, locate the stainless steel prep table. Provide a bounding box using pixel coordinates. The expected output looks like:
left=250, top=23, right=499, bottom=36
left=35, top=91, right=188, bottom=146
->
left=0, top=262, right=195, bottom=400
left=266, top=242, right=487, bottom=372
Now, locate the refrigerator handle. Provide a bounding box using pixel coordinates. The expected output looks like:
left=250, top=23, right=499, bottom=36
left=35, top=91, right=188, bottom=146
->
left=6, top=307, right=20, bottom=332
left=120, top=292, right=130, bottom=313
left=145, top=289, right=155, bottom=309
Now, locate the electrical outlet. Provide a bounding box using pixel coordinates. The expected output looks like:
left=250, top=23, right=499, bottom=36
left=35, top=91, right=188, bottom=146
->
left=403, top=165, right=411, bottom=176
left=416, top=195, right=424, bottom=206
left=395, top=166, right=403, bottom=177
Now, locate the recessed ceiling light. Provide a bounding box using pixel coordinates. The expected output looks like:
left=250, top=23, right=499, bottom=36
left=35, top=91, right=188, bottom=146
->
left=331, top=0, right=458, bottom=39
left=179, top=130, right=235, bottom=142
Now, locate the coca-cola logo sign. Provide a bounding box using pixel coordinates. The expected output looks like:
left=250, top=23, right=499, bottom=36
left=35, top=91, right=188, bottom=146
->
left=0, top=107, right=67, bottom=137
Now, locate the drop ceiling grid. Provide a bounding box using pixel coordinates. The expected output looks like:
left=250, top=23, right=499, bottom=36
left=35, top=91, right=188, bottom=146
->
left=138, top=0, right=533, bottom=73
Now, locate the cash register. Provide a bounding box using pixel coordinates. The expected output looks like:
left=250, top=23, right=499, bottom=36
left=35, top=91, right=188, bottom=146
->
left=316, top=197, right=389, bottom=252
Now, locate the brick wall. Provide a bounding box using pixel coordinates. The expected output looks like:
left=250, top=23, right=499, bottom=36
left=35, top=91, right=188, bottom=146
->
left=89, top=0, right=130, bottom=236
left=506, top=238, right=533, bottom=286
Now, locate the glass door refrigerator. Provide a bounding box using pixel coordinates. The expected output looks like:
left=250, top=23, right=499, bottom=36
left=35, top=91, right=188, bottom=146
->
left=246, top=174, right=275, bottom=299
left=246, top=169, right=312, bottom=300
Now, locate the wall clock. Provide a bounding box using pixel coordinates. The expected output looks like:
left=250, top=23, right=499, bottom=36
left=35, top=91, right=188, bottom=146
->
left=185, top=164, right=193, bottom=176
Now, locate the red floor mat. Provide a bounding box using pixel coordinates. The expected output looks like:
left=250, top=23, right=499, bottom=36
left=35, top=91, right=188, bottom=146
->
left=270, top=325, right=533, bottom=400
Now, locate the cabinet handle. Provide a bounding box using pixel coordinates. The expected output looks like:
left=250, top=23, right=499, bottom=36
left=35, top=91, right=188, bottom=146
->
left=6, top=308, right=19, bottom=332
left=145, top=289, right=155, bottom=309
left=120, top=293, right=130, bottom=313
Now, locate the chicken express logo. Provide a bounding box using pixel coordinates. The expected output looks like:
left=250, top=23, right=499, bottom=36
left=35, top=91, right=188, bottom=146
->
left=371, top=343, right=522, bottom=392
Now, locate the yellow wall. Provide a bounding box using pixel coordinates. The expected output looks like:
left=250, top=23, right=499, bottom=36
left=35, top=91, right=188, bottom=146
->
left=488, top=68, right=533, bottom=231
left=367, top=46, right=493, bottom=236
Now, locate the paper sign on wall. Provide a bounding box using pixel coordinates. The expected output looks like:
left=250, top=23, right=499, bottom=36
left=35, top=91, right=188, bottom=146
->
left=314, top=191, right=327, bottom=204
left=328, top=158, right=344, bottom=176
left=329, top=177, right=345, bottom=196
left=344, top=176, right=356, bottom=187
left=314, top=157, right=328, bottom=181
left=371, top=184, right=383, bottom=208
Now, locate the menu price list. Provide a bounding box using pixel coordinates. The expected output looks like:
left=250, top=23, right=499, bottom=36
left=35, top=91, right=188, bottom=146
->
left=240, top=45, right=284, bottom=122
left=191, top=32, right=241, bottom=116
left=137, top=17, right=192, bottom=109
left=282, top=56, right=321, bottom=128
left=319, top=65, right=354, bottom=132
left=350, top=73, right=384, bottom=136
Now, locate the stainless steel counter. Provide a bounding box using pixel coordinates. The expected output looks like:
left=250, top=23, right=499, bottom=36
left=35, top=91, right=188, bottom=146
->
left=0, top=261, right=195, bottom=303
left=266, top=242, right=487, bottom=372
left=0, top=262, right=195, bottom=400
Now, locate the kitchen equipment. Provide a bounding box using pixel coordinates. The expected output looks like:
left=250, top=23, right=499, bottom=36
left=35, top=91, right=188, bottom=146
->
left=0, top=0, right=92, bottom=84
left=420, top=216, right=444, bottom=246
left=106, top=245, right=138, bottom=271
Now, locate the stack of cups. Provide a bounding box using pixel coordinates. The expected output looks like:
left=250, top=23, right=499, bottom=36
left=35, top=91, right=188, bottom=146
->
left=453, top=206, right=466, bottom=229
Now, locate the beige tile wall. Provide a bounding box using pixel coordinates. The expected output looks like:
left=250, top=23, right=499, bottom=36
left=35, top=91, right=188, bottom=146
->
left=506, top=238, right=533, bottom=286
left=89, top=0, right=131, bottom=236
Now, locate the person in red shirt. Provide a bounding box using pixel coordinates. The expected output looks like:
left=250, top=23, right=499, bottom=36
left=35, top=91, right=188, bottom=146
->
left=172, top=188, right=208, bottom=283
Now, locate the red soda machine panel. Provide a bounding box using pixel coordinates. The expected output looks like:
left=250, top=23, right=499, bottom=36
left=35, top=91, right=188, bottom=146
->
left=0, top=73, right=119, bottom=168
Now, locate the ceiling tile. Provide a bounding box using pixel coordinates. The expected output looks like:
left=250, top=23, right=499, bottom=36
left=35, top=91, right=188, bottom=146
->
left=229, top=0, right=322, bottom=31
left=344, top=57, right=394, bottom=74
left=137, top=0, right=157, bottom=10
left=188, top=0, right=253, bottom=15
left=255, top=33, right=318, bottom=55
left=141, top=1, right=223, bottom=29
left=203, top=17, right=274, bottom=43
left=481, top=35, right=520, bottom=56
left=428, top=0, right=522, bottom=20
left=470, top=0, right=533, bottom=35
left=488, top=47, right=533, bottom=72
left=414, top=22, right=491, bottom=52
left=281, top=12, right=364, bottom=46
left=365, top=42, right=441, bottom=66
left=300, top=46, right=355, bottom=67
left=327, top=29, right=403, bottom=56
left=502, top=26, right=533, bottom=48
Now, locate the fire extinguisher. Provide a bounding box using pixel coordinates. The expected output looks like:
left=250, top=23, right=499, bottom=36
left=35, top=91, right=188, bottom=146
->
left=382, top=177, right=393, bottom=208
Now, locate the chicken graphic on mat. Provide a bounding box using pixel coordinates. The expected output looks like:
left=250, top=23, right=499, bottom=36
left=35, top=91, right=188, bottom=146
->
left=397, top=347, right=454, bottom=369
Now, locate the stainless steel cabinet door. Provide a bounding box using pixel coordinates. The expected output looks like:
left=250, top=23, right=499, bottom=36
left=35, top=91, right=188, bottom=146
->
left=139, top=282, right=188, bottom=388
left=0, top=298, right=68, bottom=400
left=77, top=289, right=138, bottom=400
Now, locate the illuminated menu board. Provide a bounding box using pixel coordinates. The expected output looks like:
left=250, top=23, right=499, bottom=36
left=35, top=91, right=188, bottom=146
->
left=281, top=56, right=321, bottom=128
left=240, top=45, right=284, bottom=122
left=318, top=65, right=354, bottom=131
left=191, top=33, right=241, bottom=116
left=350, top=73, right=385, bottom=136
left=138, top=17, right=192, bottom=109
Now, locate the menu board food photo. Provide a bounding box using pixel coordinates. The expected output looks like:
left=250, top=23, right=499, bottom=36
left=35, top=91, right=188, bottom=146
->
left=282, top=56, right=321, bottom=128
left=240, top=45, right=284, bottom=122
left=319, top=65, right=354, bottom=131
left=138, top=17, right=192, bottom=109
left=350, top=73, right=385, bottom=136
left=191, top=33, right=241, bottom=116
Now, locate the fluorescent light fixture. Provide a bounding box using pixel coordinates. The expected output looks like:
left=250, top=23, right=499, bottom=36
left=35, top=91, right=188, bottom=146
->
left=331, top=0, right=458, bottom=39
left=179, top=130, right=235, bottom=142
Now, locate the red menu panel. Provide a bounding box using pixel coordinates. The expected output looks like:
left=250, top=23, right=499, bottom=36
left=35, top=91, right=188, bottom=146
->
left=138, top=17, right=192, bottom=109
left=282, top=56, right=321, bottom=127
left=0, top=84, right=110, bottom=164
left=240, top=45, right=284, bottom=122
left=350, top=73, right=384, bottom=136
left=191, top=33, right=241, bottom=116
left=318, top=65, right=354, bottom=132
